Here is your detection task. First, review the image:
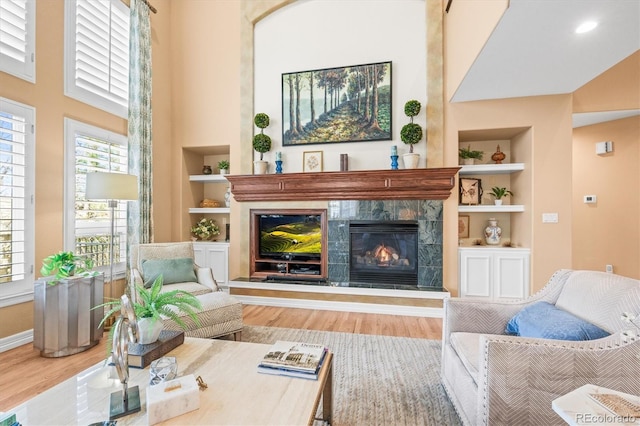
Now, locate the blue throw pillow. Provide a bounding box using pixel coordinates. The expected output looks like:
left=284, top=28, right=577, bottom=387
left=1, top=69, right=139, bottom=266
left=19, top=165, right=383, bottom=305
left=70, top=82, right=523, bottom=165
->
left=505, top=301, right=610, bottom=341
left=142, top=258, right=198, bottom=288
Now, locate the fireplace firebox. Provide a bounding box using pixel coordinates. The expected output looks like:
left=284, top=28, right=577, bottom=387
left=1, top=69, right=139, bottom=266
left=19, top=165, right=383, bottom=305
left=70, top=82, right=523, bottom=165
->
left=349, top=221, right=419, bottom=286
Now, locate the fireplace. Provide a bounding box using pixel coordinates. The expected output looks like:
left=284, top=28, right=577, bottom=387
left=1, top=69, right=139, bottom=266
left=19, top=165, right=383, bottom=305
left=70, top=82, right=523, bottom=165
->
left=349, top=221, right=419, bottom=286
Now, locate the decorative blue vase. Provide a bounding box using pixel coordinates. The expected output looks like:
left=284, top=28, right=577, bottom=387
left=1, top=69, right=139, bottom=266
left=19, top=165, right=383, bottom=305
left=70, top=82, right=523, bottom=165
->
left=391, top=155, right=399, bottom=170
left=275, top=160, right=283, bottom=174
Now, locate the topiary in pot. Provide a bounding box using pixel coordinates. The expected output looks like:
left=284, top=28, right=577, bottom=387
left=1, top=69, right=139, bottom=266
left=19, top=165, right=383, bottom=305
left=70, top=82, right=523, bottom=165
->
left=253, top=113, right=272, bottom=161
left=400, top=100, right=423, bottom=154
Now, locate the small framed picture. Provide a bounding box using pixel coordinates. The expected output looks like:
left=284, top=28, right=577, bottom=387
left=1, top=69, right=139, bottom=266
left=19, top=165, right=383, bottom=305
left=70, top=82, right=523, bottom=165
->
left=460, top=178, right=482, bottom=205
left=458, top=215, right=470, bottom=238
left=303, top=151, right=323, bottom=172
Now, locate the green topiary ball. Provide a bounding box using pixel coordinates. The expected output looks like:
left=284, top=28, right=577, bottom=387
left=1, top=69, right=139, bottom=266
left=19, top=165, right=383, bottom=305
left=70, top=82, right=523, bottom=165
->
left=401, top=123, right=423, bottom=145
left=253, top=133, right=272, bottom=153
left=254, top=113, right=270, bottom=129
left=404, top=100, right=421, bottom=118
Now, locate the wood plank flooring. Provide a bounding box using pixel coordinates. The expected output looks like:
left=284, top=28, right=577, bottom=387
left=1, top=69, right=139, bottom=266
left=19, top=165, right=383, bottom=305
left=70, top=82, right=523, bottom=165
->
left=0, top=305, right=442, bottom=411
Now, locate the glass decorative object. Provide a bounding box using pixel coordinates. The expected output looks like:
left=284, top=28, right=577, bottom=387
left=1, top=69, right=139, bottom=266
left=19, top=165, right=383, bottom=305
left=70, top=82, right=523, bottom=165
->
left=150, top=356, right=178, bottom=386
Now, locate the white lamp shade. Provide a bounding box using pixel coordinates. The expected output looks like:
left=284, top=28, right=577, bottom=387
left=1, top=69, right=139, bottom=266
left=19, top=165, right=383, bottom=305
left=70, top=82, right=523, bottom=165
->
left=85, top=172, right=138, bottom=200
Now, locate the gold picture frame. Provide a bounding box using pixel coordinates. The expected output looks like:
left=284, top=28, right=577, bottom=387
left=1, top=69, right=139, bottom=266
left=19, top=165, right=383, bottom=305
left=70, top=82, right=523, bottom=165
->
left=303, top=151, right=323, bottom=172
left=458, top=215, right=470, bottom=238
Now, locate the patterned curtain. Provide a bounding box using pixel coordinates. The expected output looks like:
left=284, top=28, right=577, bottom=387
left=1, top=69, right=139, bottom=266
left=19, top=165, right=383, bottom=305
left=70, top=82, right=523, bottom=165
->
left=127, top=0, right=153, bottom=285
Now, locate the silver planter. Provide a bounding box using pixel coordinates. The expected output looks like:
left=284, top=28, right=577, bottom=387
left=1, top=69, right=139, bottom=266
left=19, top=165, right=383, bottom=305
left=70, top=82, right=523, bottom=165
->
left=33, top=274, right=104, bottom=357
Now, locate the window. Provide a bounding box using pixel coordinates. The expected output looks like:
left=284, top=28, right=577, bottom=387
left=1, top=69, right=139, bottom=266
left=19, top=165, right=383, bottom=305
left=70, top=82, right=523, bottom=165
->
left=0, top=0, right=36, bottom=82
left=64, top=119, right=128, bottom=278
left=0, top=97, right=35, bottom=307
left=64, top=0, right=129, bottom=118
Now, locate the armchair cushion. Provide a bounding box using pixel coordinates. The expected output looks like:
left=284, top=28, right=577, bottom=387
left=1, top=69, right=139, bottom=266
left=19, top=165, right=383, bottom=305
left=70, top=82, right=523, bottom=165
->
left=142, top=257, right=198, bottom=288
left=505, top=301, right=610, bottom=341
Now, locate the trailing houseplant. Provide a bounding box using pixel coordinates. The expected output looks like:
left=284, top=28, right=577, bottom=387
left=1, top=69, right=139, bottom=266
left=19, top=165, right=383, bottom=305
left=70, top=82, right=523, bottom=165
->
left=253, top=112, right=272, bottom=174
left=489, top=186, right=513, bottom=205
left=40, top=251, right=97, bottom=284
left=96, top=275, right=202, bottom=344
left=400, top=100, right=423, bottom=169
left=459, top=145, right=484, bottom=165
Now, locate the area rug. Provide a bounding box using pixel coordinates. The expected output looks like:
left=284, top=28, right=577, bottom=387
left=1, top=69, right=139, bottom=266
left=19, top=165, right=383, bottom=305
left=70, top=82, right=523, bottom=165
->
left=241, top=325, right=462, bottom=426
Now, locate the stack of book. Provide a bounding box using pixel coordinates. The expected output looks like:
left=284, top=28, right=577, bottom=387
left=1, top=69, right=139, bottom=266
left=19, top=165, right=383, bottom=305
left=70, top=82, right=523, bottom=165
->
left=127, top=330, right=184, bottom=368
left=257, top=340, right=328, bottom=380
left=0, top=412, right=19, bottom=426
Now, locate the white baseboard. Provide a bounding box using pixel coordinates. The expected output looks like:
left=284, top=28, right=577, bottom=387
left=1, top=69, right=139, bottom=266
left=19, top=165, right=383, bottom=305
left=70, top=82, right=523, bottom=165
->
left=235, top=295, right=443, bottom=317
left=0, top=329, right=33, bottom=353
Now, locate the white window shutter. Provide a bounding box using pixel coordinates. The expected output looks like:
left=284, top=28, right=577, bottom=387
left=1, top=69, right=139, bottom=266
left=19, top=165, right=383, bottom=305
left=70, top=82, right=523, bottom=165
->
left=0, top=0, right=35, bottom=83
left=64, top=0, right=129, bottom=118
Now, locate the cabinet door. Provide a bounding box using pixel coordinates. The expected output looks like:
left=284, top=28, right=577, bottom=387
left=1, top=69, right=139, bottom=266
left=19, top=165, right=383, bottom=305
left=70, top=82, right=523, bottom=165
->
left=459, top=250, right=492, bottom=298
left=493, top=251, right=529, bottom=299
left=204, top=245, right=229, bottom=287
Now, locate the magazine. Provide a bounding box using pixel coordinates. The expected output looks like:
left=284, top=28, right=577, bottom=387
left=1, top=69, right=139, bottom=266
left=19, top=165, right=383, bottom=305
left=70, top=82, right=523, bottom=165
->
left=258, top=341, right=327, bottom=374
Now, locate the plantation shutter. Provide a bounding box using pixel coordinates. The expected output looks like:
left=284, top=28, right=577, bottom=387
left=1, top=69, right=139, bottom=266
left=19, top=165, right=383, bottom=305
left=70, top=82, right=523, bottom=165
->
left=66, top=0, right=129, bottom=117
left=0, top=0, right=35, bottom=82
left=74, top=134, right=129, bottom=269
left=0, top=101, right=33, bottom=287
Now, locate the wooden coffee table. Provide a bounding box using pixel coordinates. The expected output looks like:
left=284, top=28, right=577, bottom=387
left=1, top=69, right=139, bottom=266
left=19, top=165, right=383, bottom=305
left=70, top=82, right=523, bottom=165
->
left=10, top=338, right=333, bottom=425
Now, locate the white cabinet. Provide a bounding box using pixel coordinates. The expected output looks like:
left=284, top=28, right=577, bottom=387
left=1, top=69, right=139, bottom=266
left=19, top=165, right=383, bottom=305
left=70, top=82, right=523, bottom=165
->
left=459, top=247, right=530, bottom=300
left=193, top=241, right=229, bottom=290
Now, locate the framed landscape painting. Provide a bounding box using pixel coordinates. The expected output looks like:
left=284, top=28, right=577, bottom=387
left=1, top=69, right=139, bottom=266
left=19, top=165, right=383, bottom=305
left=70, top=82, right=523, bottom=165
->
left=282, top=61, right=392, bottom=146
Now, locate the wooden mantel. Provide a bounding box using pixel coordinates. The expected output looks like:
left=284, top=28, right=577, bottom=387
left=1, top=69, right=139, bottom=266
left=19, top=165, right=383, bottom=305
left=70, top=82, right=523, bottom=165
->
left=226, top=168, right=461, bottom=202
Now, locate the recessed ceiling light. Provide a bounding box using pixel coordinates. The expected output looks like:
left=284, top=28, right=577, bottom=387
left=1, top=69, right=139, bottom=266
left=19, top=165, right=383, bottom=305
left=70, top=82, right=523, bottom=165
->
left=576, top=21, right=598, bottom=34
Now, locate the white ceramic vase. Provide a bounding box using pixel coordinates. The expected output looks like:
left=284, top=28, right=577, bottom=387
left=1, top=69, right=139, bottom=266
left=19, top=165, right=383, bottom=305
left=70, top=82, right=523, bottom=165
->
left=403, top=153, right=420, bottom=169
left=219, top=169, right=228, bottom=175
left=463, top=158, right=475, bottom=165
left=254, top=160, right=268, bottom=174
left=137, top=317, right=163, bottom=344
left=494, top=199, right=503, bottom=206
left=484, top=218, right=502, bottom=245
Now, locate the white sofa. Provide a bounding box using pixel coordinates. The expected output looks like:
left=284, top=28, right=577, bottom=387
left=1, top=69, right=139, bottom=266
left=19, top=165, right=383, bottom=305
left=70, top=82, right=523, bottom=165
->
left=131, top=242, right=243, bottom=340
left=441, top=269, right=640, bottom=425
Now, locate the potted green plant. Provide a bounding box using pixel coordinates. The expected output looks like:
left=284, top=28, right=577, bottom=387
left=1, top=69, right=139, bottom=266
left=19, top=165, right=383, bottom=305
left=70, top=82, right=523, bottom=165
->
left=217, top=160, right=230, bottom=175
left=253, top=112, right=272, bottom=174
left=489, top=186, right=513, bottom=205
left=459, top=145, right=484, bottom=165
left=400, top=100, right=423, bottom=169
left=40, top=251, right=97, bottom=284
left=97, top=275, right=202, bottom=344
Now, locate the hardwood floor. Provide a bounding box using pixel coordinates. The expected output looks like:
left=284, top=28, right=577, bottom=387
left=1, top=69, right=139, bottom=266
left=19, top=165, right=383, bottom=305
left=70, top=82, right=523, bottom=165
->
left=0, top=305, right=442, bottom=411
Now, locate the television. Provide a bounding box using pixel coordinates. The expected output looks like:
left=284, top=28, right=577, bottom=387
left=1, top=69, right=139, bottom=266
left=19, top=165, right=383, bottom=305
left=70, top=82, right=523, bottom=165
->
left=258, top=213, right=323, bottom=260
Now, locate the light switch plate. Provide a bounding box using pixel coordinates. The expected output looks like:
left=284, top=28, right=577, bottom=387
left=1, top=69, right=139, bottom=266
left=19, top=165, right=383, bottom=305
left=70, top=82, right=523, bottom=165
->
left=542, top=213, right=558, bottom=223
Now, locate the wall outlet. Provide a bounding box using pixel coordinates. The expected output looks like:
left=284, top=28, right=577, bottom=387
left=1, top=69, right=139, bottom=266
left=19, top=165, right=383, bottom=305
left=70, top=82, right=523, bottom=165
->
left=584, top=195, right=597, bottom=204
left=605, top=264, right=614, bottom=274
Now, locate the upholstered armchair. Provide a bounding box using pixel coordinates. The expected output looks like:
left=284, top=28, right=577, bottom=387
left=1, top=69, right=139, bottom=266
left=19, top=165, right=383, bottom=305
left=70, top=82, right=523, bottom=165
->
left=131, top=242, right=243, bottom=340
left=441, top=269, right=640, bottom=425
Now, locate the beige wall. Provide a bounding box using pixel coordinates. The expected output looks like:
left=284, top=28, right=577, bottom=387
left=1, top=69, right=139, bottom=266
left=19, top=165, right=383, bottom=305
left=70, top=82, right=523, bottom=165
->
left=572, top=116, right=640, bottom=278
left=0, top=0, right=174, bottom=338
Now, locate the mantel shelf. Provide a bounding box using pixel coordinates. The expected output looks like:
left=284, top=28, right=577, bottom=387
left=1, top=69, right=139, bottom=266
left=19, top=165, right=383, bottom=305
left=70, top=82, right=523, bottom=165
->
left=225, top=168, right=461, bottom=202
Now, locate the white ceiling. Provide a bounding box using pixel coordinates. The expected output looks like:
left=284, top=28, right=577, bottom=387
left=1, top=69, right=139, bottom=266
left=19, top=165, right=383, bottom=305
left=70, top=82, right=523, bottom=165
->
left=451, top=0, right=640, bottom=112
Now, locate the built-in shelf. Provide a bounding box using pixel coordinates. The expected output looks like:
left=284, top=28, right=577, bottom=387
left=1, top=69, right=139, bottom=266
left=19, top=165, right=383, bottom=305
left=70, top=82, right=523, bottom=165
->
left=189, top=207, right=231, bottom=214
left=459, top=163, right=525, bottom=175
left=189, top=174, right=229, bottom=182
left=458, top=205, right=525, bottom=213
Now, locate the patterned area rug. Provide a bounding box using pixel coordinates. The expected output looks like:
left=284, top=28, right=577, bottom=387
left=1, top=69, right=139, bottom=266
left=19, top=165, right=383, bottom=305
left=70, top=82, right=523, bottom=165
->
left=241, top=325, right=462, bottom=426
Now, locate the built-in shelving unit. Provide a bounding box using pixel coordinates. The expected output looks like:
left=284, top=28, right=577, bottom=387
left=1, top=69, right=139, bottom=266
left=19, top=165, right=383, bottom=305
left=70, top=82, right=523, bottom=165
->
left=458, top=205, right=525, bottom=213
left=459, top=163, right=524, bottom=175
left=188, top=207, right=231, bottom=214
left=189, top=174, right=229, bottom=183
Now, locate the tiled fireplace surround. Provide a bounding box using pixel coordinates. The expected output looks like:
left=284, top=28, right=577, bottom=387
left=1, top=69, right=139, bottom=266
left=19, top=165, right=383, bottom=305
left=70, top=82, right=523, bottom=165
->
left=327, top=199, right=443, bottom=290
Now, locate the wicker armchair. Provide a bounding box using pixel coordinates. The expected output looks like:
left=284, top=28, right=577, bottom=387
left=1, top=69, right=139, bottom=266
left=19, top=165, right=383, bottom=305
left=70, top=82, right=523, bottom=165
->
left=131, top=242, right=243, bottom=340
left=441, top=269, right=640, bottom=425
